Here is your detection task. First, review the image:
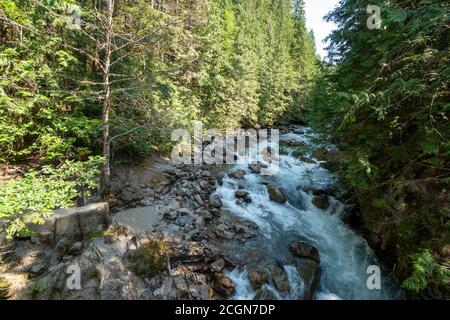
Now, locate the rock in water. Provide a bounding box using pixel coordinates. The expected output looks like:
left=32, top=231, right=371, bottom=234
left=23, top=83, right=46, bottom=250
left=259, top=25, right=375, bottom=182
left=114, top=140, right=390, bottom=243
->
left=289, top=241, right=320, bottom=263
left=293, top=258, right=321, bottom=300
left=267, top=265, right=290, bottom=293
left=312, top=194, right=330, bottom=210
left=247, top=265, right=270, bottom=290
left=248, top=164, right=261, bottom=174
left=235, top=190, right=250, bottom=199
left=253, top=287, right=278, bottom=300
left=212, top=274, right=235, bottom=298
left=229, top=170, right=246, bottom=180
left=267, top=186, right=287, bottom=204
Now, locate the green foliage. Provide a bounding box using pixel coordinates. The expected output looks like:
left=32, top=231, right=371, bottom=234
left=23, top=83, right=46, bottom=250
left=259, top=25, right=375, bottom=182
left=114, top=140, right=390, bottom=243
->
left=0, top=157, right=103, bottom=239
left=402, top=250, right=450, bottom=292
left=0, top=0, right=101, bottom=162
left=128, top=239, right=169, bottom=278
left=1, top=0, right=317, bottom=163
left=308, top=0, right=450, bottom=291
left=27, top=278, right=47, bottom=298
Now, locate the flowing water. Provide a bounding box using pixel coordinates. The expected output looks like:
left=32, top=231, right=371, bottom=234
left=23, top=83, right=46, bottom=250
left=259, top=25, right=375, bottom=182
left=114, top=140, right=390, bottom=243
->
left=214, top=126, right=404, bottom=300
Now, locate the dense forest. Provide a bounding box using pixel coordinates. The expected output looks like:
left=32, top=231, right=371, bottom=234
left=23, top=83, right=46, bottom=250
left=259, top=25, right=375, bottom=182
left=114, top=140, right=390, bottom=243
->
left=0, top=0, right=449, bottom=300
left=307, top=0, right=449, bottom=296
left=0, top=0, right=316, bottom=233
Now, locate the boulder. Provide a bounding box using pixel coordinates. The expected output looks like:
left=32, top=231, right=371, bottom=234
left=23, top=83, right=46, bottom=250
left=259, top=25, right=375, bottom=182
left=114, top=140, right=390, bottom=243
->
left=235, top=190, right=250, bottom=199
left=215, top=224, right=234, bottom=240
left=235, top=190, right=252, bottom=204
left=31, top=203, right=109, bottom=244
left=312, top=194, right=330, bottom=210
left=175, top=188, right=187, bottom=197
left=267, top=265, right=290, bottom=293
left=208, top=259, right=226, bottom=273
left=247, top=265, right=270, bottom=290
left=253, top=287, right=278, bottom=300
left=289, top=241, right=320, bottom=263
left=229, top=170, right=246, bottom=180
left=248, top=164, right=261, bottom=174
left=212, top=274, right=235, bottom=298
left=35, top=237, right=152, bottom=300
left=268, top=186, right=287, bottom=204
left=119, top=187, right=144, bottom=203
left=293, top=258, right=321, bottom=300
left=310, top=188, right=328, bottom=196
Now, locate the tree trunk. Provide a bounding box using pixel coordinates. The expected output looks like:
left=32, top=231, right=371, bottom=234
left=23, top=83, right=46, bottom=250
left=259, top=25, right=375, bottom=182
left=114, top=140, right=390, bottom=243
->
left=101, top=0, right=114, bottom=194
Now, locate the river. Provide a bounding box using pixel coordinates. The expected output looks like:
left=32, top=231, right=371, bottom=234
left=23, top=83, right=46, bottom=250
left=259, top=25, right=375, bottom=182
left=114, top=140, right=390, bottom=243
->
left=213, top=125, right=404, bottom=300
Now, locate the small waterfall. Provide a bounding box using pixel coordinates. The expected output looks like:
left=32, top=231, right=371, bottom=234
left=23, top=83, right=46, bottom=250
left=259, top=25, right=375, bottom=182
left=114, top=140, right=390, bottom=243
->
left=216, top=126, right=404, bottom=300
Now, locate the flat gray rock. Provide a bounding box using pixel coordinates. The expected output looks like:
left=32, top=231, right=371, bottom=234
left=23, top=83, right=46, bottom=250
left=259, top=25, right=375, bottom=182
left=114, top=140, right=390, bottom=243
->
left=113, top=206, right=162, bottom=234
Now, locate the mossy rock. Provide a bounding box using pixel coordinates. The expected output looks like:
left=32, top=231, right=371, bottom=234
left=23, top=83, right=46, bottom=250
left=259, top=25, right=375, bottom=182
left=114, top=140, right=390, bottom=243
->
left=128, top=239, right=169, bottom=278
left=0, top=277, right=12, bottom=300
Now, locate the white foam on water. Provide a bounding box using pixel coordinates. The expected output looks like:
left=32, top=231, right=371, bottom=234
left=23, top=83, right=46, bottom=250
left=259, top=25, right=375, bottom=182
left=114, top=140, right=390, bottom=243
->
left=215, top=126, right=404, bottom=300
left=226, top=268, right=256, bottom=300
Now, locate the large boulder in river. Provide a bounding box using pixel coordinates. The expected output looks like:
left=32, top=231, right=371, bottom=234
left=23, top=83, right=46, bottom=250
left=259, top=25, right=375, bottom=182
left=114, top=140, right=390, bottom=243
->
left=247, top=265, right=270, bottom=290
left=312, top=194, right=330, bottom=210
left=289, top=241, right=320, bottom=263
left=267, top=265, right=290, bottom=293
left=248, top=164, right=261, bottom=174
left=229, top=170, right=246, bottom=180
left=267, top=186, right=287, bottom=204
left=212, top=273, right=235, bottom=298
left=293, top=258, right=321, bottom=300
left=254, top=287, right=278, bottom=300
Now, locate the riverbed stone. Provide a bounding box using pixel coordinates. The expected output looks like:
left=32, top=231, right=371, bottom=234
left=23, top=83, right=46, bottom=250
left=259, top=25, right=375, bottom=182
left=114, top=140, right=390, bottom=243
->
left=249, top=164, right=261, bottom=174
left=215, top=224, right=234, bottom=240
left=267, top=186, right=287, bottom=204
left=235, top=190, right=250, bottom=198
left=312, top=194, right=330, bottom=210
left=268, top=265, right=290, bottom=293
left=254, top=287, right=278, bottom=300
left=293, top=258, right=321, bottom=300
left=208, top=259, right=225, bottom=273
left=229, top=170, right=246, bottom=180
left=289, top=241, right=320, bottom=263
left=212, top=273, right=235, bottom=298
left=248, top=265, right=270, bottom=290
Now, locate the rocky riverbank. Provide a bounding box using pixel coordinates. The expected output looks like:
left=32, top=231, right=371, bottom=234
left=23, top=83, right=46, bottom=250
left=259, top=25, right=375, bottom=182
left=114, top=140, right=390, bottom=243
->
left=1, top=124, right=407, bottom=300
left=0, top=144, right=323, bottom=300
